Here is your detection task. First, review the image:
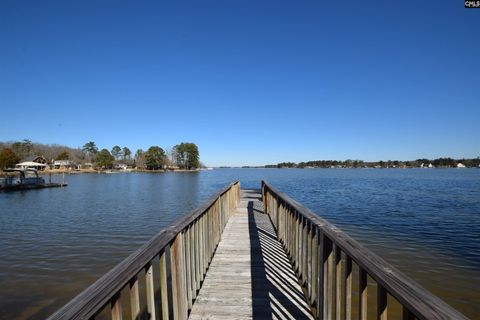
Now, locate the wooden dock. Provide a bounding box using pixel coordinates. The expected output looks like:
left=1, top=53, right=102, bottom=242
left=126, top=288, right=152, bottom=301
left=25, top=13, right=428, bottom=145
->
left=0, top=182, right=67, bottom=191
left=189, top=189, right=313, bottom=319
left=47, top=181, right=468, bottom=320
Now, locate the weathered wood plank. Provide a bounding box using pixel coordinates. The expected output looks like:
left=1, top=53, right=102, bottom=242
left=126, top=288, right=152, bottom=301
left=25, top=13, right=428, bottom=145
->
left=377, top=284, right=388, bottom=320
left=359, top=267, right=368, bottom=320
left=145, top=262, right=156, bottom=320
left=111, top=294, right=123, bottom=320
left=170, top=233, right=187, bottom=320
left=345, top=256, right=353, bottom=320
left=335, top=245, right=342, bottom=320
left=129, top=276, right=140, bottom=320
left=184, top=226, right=192, bottom=310
left=159, top=250, right=169, bottom=320
left=190, top=190, right=314, bottom=320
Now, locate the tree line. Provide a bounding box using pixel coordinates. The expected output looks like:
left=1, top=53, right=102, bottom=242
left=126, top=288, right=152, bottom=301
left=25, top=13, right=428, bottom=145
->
left=266, top=157, right=480, bottom=169
left=0, top=139, right=201, bottom=170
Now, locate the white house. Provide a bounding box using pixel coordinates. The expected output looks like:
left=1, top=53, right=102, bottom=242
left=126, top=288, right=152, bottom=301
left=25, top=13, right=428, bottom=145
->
left=16, top=161, right=47, bottom=170
left=53, top=160, right=79, bottom=170
left=114, top=163, right=128, bottom=171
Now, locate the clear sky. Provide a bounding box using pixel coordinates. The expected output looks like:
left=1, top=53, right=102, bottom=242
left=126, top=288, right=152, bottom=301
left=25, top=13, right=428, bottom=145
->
left=1, top=1, right=479, bottom=166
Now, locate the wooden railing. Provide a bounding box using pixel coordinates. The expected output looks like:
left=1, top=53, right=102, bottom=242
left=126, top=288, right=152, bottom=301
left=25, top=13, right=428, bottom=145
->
left=48, top=181, right=240, bottom=320
left=262, top=181, right=467, bottom=320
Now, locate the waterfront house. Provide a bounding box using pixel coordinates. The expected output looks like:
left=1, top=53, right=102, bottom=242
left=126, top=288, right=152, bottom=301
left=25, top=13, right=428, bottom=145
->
left=114, top=163, right=128, bottom=171
left=26, top=155, right=48, bottom=165
left=53, top=160, right=80, bottom=170
left=15, top=161, right=48, bottom=170
left=15, top=156, right=48, bottom=170
left=82, top=162, right=94, bottom=169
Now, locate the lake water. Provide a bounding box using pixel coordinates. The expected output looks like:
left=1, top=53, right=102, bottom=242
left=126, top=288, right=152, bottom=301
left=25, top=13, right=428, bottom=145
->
left=0, top=169, right=479, bottom=319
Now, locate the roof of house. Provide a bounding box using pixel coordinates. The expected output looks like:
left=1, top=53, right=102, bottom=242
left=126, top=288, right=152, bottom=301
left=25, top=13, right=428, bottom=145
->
left=25, top=155, right=47, bottom=162
left=16, top=161, right=47, bottom=167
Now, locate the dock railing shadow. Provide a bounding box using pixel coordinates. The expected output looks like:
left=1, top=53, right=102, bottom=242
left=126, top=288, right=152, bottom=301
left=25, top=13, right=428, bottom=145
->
left=248, top=200, right=313, bottom=319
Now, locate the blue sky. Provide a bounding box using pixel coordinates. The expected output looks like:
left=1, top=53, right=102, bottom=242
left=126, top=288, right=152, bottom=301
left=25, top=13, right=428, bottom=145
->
left=1, top=1, right=479, bottom=166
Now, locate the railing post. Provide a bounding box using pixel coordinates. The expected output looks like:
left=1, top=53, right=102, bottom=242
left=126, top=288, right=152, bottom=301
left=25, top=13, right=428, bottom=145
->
left=377, top=284, right=388, bottom=320
left=307, top=221, right=313, bottom=301
left=159, top=249, right=171, bottom=320
left=359, top=267, right=368, bottom=320
left=171, top=233, right=187, bottom=320
left=325, top=237, right=334, bottom=320
left=303, top=216, right=308, bottom=285
left=111, top=293, right=123, bottom=320
left=402, top=307, right=415, bottom=320
left=145, top=262, right=156, bottom=320
left=335, top=244, right=342, bottom=320
left=185, top=226, right=192, bottom=310
left=317, top=231, right=325, bottom=320
left=311, top=226, right=318, bottom=309
left=262, top=182, right=268, bottom=215
left=129, top=275, right=140, bottom=320
left=345, top=256, right=352, bottom=320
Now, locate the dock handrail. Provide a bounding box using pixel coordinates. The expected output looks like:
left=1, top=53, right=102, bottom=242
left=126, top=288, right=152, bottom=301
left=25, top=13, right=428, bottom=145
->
left=48, top=181, right=240, bottom=320
left=262, top=180, right=467, bottom=320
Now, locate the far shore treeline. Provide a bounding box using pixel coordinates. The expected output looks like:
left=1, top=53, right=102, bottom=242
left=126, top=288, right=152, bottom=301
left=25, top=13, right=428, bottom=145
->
left=265, top=158, right=480, bottom=169
left=0, top=139, right=201, bottom=171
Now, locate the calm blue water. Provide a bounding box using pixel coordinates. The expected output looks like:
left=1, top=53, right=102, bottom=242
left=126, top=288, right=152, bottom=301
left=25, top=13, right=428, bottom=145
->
left=0, top=169, right=479, bottom=319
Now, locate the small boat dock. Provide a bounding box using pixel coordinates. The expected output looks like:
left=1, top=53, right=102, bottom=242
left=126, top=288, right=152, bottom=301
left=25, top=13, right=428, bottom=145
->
left=0, top=168, right=67, bottom=191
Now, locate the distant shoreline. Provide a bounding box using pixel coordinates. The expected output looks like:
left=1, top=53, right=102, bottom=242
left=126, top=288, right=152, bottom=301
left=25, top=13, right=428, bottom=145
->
left=1, top=168, right=203, bottom=175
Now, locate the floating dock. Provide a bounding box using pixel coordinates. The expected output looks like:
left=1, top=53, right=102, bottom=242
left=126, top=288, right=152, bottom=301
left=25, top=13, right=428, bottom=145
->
left=0, top=182, right=67, bottom=191
left=1, top=168, right=67, bottom=192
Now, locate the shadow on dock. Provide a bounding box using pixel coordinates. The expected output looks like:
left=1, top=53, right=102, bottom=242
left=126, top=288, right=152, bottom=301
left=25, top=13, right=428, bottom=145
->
left=248, top=200, right=313, bottom=319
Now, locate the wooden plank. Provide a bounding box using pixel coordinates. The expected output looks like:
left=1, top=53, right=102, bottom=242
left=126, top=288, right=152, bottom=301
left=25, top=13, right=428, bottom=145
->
left=197, top=216, right=205, bottom=286
left=402, top=306, right=415, bottom=320
left=111, top=294, right=123, bottom=320
left=326, top=237, right=334, bottom=320
left=335, top=245, right=342, bottom=320
left=307, top=221, right=313, bottom=301
left=145, top=262, right=156, bottom=320
left=189, top=222, right=197, bottom=299
left=303, top=216, right=308, bottom=285
left=171, top=234, right=187, bottom=320
left=194, top=218, right=200, bottom=291
left=317, top=231, right=325, bottom=320
left=129, top=276, right=140, bottom=320
left=184, top=226, right=192, bottom=310
left=311, top=227, right=318, bottom=309
left=359, top=267, right=368, bottom=320
left=377, top=284, right=388, bottom=320
left=345, top=256, right=352, bottom=320
left=190, top=190, right=314, bottom=320
left=159, top=250, right=169, bottom=320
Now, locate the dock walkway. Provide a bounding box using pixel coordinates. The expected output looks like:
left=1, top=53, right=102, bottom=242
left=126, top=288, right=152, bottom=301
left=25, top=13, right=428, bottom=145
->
left=189, top=189, right=314, bottom=320
left=48, top=181, right=467, bottom=320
